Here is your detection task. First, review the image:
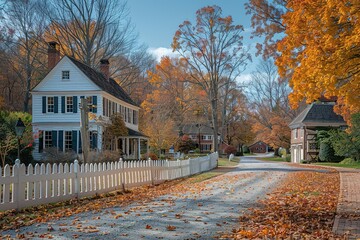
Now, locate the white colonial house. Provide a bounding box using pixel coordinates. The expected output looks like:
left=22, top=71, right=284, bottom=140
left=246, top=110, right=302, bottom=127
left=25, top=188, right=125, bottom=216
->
left=31, top=42, right=148, bottom=161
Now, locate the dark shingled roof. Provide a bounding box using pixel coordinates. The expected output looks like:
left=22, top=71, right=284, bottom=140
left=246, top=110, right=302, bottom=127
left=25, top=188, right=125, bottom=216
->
left=289, top=103, right=346, bottom=129
left=68, top=56, right=138, bottom=107
left=128, top=128, right=148, bottom=138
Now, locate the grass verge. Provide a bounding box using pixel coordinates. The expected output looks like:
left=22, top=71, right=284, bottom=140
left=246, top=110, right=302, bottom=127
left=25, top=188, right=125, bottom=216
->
left=218, top=157, right=240, bottom=167
left=256, top=156, right=288, bottom=162
left=312, top=162, right=360, bottom=169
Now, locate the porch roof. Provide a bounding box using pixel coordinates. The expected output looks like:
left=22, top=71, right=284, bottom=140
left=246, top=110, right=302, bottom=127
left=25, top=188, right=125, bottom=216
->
left=127, top=128, right=148, bottom=138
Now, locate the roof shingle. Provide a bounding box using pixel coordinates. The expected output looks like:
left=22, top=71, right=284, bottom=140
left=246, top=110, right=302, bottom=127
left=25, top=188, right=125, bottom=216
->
left=68, top=56, right=138, bottom=107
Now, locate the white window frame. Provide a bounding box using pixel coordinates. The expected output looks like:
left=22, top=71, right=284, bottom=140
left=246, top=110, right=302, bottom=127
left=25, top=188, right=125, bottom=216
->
left=47, top=97, right=54, bottom=113
left=62, top=71, right=70, bottom=80
left=64, top=131, right=72, bottom=151
left=66, top=96, right=73, bottom=113
left=44, top=131, right=52, bottom=148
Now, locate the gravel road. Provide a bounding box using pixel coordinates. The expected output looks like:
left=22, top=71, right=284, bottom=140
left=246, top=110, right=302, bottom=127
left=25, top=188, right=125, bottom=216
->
left=2, top=156, right=307, bottom=239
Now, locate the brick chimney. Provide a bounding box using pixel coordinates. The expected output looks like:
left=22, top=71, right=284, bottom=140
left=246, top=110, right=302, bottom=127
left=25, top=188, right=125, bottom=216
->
left=48, top=41, right=60, bottom=70
left=100, top=59, right=110, bottom=80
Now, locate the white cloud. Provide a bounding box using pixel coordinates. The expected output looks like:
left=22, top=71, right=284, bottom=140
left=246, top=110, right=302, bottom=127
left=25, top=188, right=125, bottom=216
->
left=236, top=74, right=252, bottom=85
left=148, top=47, right=180, bottom=62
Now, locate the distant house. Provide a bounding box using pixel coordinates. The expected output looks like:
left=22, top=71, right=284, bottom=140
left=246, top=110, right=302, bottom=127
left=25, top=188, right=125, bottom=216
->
left=248, top=141, right=268, bottom=154
left=31, top=42, right=148, bottom=161
left=182, top=124, right=216, bottom=152
left=289, top=100, right=346, bottom=163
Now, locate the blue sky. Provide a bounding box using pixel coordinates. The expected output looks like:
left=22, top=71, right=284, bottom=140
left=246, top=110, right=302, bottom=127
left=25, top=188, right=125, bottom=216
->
left=127, top=0, right=258, bottom=81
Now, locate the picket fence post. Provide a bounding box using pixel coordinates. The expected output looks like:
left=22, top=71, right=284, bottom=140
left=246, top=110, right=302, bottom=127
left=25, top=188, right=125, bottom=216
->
left=14, top=159, right=21, bottom=210
left=73, top=159, right=79, bottom=198
left=119, top=158, right=126, bottom=192
left=148, top=158, right=154, bottom=185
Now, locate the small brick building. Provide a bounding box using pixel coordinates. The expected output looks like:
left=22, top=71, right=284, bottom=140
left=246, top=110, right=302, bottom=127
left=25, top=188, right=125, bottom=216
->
left=248, top=141, right=268, bottom=154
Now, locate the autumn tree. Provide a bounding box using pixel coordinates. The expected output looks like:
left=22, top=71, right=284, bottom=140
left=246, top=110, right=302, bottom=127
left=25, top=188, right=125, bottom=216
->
left=222, top=89, right=254, bottom=152
left=276, top=0, right=360, bottom=120
left=102, top=113, right=128, bottom=151
left=1, top=0, right=48, bottom=112
left=172, top=5, right=250, bottom=153
left=143, top=57, right=195, bottom=132
left=245, top=0, right=287, bottom=59
left=246, top=0, right=360, bottom=120
left=43, top=0, right=154, bottom=101
left=247, top=60, right=295, bottom=149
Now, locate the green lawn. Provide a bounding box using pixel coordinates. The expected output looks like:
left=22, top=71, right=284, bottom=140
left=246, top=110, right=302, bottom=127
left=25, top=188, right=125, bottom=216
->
left=187, top=157, right=239, bottom=183
left=218, top=157, right=240, bottom=167
left=312, top=162, right=360, bottom=169
left=255, top=156, right=288, bottom=162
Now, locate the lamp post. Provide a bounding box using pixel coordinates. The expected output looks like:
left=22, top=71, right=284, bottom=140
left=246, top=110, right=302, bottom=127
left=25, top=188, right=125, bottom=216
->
left=15, top=118, right=26, bottom=160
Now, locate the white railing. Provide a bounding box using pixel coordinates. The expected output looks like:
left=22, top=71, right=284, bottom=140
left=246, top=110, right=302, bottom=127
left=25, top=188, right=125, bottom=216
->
left=0, top=152, right=218, bottom=211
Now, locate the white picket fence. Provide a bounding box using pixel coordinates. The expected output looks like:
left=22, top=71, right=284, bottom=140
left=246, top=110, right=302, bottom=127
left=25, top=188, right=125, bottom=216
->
left=0, top=152, right=218, bottom=211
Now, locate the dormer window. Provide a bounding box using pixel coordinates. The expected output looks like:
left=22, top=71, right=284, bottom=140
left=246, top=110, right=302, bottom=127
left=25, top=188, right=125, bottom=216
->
left=62, top=71, right=70, bottom=80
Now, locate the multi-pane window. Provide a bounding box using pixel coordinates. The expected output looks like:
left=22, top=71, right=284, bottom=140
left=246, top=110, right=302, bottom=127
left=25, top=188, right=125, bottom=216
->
left=47, top=97, right=54, bottom=112
left=133, top=110, right=138, bottom=125
left=65, top=131, right=72, bottom=151
left=207, top=135, right=213, bottom=140
left=127, top=108, right=132, bottom=123
left=44, top=131, right=52, bottom=148
left=66, top=96, right=73, bottom=113
left=62, top=71, right=70, bottom=80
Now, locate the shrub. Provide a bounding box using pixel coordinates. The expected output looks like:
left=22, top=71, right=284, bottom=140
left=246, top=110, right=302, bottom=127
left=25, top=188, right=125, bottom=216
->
left=319, top=142, right=342, bottom=162
left=224, top=145, right=237, bottom=156
left=285, top=155, right=291, bottom=162
left=87, top=150, right=121, bottom=163
left=340, top=158, right=357, bottom=165
left=142, top=152, right=158, bottom=160
left=242, top=145, right=250, bottom=154
left=235, top=151, right=243, bottom=156
left=176, top=135, right=196, bottom=154
left=41, top=147, right=77, bottom=164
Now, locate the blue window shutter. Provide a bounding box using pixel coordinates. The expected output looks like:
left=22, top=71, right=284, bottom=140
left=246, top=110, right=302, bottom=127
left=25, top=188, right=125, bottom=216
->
left=72, top=130, right=78, bottom=153
left=73, top=96, right=78, bottom=113
left=58, top=131, right=64, bottom=151
left=93, top=133, right=97, bottom=149
left=80, top=96, right=84, bottom=99
left=52, top=131, right=58, bottom=147
left=42, top=97, right=46, bottom=113
left=61, top=96, right=65, bottom=113
left=78, top=131, right=82, bottom=153
left=92, top=96, right=97, bottom=113
left=38, top=132, right=44, bottom=153
left=54, top=96, right=59, bottom=113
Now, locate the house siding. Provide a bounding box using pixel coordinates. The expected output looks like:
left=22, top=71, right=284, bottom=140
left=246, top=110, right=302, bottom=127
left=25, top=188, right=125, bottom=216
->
left=33, top=58, right=100, bottom=92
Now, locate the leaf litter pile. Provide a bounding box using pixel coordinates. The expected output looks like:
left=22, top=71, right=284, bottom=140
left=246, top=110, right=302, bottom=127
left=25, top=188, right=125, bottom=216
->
left=223, top=167, right=342, bottom=239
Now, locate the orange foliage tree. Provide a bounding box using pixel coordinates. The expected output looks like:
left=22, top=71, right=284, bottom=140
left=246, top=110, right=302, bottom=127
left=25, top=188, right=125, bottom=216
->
left=246, top=0, right=360, bottom=120
left=276, top=0, right=360, bottom=120
left=141, top=57, right=194, bottom=154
